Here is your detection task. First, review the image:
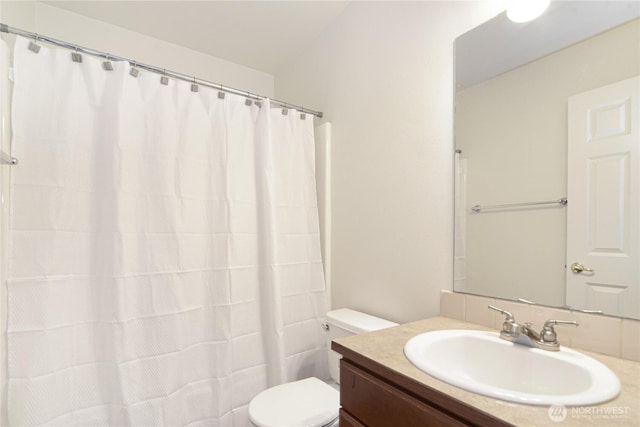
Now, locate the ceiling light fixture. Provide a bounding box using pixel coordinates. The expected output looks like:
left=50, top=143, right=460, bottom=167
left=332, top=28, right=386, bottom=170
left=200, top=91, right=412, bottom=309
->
left=507, top=0, right=551, bottom=23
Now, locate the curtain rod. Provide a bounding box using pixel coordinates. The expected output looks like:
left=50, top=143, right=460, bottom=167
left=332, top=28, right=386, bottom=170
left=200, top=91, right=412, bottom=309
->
left=0, top=23, right=323, bottom=118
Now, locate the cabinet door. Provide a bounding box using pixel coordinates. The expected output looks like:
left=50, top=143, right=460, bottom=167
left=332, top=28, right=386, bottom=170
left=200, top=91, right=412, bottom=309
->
left=340, top=360, right=467, bottom=427
left=339, top=409, right=366, bottom=427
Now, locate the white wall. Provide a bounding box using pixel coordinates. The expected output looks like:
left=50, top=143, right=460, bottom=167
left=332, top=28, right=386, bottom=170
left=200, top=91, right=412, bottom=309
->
left=275, top=1, right=505, bottom=324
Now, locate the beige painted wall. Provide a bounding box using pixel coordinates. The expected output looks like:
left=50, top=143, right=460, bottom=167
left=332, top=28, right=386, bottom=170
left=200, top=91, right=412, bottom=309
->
left=0, top=1, right=275, bottom=97
left=275, top=1, right=506, bottom=324
left=456, top=19, right=640, bottom=307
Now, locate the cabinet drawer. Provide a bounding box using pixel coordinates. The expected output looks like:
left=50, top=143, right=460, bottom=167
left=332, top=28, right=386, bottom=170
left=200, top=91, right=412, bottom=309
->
left=340, top=360, right=467, bottom=427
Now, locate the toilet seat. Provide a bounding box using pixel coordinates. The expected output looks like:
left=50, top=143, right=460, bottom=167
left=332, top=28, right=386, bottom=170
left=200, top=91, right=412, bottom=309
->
left=248, top=377, right=339, bottom=427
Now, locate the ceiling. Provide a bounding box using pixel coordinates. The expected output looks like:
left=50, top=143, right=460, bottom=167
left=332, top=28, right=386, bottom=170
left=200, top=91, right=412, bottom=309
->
left=41, top=0, right=351, bottom=74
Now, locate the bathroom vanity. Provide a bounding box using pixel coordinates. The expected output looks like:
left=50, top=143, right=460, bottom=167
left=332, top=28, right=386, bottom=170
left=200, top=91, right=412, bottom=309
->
left=332, top=317, right=640, bottom=427
left=337, top=356, right=504, bottom=427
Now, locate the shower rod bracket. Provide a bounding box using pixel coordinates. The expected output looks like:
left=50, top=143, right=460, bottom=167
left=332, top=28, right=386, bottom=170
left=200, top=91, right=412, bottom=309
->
left=0, top=151, right=18, bottom=165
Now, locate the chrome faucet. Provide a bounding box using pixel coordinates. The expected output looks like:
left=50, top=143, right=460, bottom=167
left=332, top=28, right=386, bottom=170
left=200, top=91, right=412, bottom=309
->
left=488, top=305, right=578, bottom=351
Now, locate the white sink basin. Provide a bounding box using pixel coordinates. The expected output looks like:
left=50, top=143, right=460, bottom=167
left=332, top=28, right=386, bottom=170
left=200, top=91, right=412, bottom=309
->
left=404, top=330, right=620, bottom=406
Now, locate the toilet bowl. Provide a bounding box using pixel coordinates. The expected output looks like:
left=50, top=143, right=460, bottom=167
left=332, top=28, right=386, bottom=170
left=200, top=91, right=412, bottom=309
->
left=248, top=309, right=398, bottom=427
left=248, top=377, right=339, bottom=427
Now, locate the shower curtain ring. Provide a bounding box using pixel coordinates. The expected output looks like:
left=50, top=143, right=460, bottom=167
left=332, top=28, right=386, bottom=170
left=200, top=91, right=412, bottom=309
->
left=130, top=60, right=139, bottom=77
left=245, top=91, right=253, bottom=106
left=71, top=44, right=82, bottom=63
left=191, top=76, right=199, bottom=93
left=160, top=69, right=169, bottom=85
left=28, top=33, right=41, bottom=53
left=102, top=53, right=114, bottom=71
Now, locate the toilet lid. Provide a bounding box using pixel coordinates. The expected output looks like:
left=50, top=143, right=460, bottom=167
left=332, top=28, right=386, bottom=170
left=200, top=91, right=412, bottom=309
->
left=248, top=377, right=339, bottom=427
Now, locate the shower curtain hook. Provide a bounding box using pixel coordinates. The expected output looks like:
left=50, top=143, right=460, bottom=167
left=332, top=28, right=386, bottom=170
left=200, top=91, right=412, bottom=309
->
left=282, top=102, right=289, bottom=115
left=71, top=44, right=82, bottom=63
left=129, top=60, right=139, bottom=77
left=160, top=69, right=169, bottom=85
left=28, top=33, right=41, bottom=53
left=217, top=84, right=225, bottom=99
left=191, top=76, right=199, bottom=93
left=245, top=91, right=253, bottom=106
left=102, top=53, right=114, bottom=71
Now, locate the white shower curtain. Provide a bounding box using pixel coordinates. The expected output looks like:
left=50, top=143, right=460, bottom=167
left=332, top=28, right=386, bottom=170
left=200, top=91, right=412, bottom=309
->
left=7, top=36, right=328, bottom=426
left=453, top=152, right=467, bottom=292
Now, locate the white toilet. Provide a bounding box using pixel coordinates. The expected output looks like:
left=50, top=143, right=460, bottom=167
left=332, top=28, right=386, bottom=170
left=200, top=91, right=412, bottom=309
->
left=248, top=308, right=398, bottom=427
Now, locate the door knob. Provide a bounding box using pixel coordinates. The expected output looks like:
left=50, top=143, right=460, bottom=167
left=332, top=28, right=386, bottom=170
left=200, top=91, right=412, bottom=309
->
left=570, top=262, right=593, bottom=274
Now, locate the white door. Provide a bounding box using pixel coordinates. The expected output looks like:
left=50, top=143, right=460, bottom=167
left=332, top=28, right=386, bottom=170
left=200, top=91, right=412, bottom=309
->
left=566, top=76, right=639, bottom=318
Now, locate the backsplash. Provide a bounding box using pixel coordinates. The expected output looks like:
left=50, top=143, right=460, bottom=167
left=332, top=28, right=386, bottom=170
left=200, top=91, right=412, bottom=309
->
left=440, top=290, right=640, bottom=362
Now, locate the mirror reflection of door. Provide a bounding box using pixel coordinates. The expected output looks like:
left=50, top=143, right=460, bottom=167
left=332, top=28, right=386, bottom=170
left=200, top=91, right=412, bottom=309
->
left=566, top=76, right=639, bottom=318
left=454, top=4, right=640, bottom=318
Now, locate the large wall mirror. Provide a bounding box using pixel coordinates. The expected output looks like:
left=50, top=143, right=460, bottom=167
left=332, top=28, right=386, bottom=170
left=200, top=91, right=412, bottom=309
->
left=454, top=1, right=640, bottom=319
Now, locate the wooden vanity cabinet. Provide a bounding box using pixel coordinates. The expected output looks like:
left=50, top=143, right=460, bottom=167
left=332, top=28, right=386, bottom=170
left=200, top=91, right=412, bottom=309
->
left=333, top=342, right=511, bottom=427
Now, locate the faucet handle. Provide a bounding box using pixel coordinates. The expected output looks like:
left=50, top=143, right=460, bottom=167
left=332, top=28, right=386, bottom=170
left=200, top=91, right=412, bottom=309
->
left=488, top=305, right=523, bottom=337
left=488, top=305, right=514, bottom=322
left=540, top=319, right=579, bottom=343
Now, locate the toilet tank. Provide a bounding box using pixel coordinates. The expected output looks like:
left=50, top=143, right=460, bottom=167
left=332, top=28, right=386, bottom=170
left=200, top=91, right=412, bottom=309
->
left=325, top=309, right=398, bottom=384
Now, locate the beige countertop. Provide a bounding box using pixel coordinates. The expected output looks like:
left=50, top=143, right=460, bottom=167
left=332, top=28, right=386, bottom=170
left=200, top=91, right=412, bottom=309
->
left=333, top=316, right=640, bottom=427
